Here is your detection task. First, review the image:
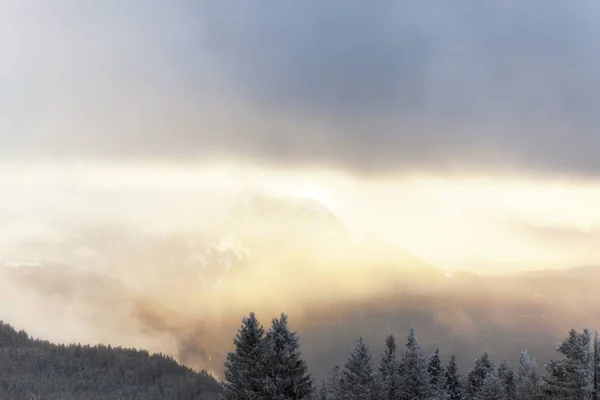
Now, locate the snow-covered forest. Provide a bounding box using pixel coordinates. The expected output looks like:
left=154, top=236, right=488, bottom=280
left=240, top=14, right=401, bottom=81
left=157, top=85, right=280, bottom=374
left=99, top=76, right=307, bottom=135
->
left=1, top=311, right=598, bottom=399
left=223, top=312, right=600, bottom=400
left=0, top=321, right=221, bottom=400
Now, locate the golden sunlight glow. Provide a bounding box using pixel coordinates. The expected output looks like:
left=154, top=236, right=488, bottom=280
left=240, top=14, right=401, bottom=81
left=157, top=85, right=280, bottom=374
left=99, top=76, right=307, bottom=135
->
left=3, top=160, right=600, bottom=376
left=1, top=160, right=600, bottom=275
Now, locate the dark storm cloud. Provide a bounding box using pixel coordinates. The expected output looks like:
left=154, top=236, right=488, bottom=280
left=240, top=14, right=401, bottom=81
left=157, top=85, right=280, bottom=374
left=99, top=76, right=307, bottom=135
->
left=2, top=1, right=600, bottom=176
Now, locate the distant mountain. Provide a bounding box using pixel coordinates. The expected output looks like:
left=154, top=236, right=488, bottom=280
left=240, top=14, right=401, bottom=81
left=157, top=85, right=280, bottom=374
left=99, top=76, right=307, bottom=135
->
left=0, top=320, right=222, bottom=400
left=0, top=191, right=444, bottom=381
left=217, top=191, right=439, bottom=275
left=230, top=191, right=341, bottom=226
left=1, top=191, right=439, bottom=290
left=513, top=264, right=600, bottom=280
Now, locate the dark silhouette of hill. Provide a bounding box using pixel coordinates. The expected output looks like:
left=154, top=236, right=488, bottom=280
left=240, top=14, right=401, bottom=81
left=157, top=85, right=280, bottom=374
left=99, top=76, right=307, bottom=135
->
left=0, top=320, right=222, bottom=400
left=2, top=265, right=227, bottom=376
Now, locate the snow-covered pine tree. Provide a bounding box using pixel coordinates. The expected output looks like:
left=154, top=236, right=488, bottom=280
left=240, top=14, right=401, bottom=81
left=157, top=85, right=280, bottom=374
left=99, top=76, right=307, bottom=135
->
left=428, top=347, right=445, bottom=399
left=317, top=381, right=327, bottom=400
left=222, top=312, right=268, bottom=400
left=587, top=329, right=594, bottom=397
left=543, top=359, right=573, bottom=399
left=497, top=361, right=516, bottom=400
left=474, top=367, right=504, bottom=400
left=262, top=313, right=313, bottom=399
left=444, top=354, right=463, bottom=400
left=339, top=336, right=377, bottom=400
left=515, top=350, right=542, bottom=400
left=378, top=334, right=401, bottom=399
left=594, top=331, right=599, bottom=400
left=398, top=328, right=433, bottom=400
left=324, top=365, right=342, bottom=400
left=465, top=352, right=495, bottom=399
left=543, top=328, right=592, bottom=399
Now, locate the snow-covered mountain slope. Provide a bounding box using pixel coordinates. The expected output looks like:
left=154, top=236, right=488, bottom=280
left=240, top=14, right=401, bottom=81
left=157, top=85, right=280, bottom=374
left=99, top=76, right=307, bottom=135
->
left=1, top=191, right=441, bottom=300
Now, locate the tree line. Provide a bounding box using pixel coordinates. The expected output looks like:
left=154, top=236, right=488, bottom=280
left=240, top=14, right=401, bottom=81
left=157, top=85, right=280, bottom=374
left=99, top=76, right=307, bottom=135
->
left=222, top=312, right=600, bottom=399
left=0, top=320, right=221, bottom=400
left=1, top=312, right=598, bottom=399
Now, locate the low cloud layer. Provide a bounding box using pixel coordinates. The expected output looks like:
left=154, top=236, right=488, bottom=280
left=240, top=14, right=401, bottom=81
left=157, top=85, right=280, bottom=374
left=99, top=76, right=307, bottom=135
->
left=2, top=1, right=600, bottom=176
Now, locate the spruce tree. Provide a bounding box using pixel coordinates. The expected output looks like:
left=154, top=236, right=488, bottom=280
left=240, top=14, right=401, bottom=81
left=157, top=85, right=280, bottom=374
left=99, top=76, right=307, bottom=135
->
left=262, top=313, right=313, bottom=399
left=322, top=365, right=342, bottom=400
left=594, top=331, right=599, bottom=400
left=378, top=335, right=401, bottom=399
left=444, top=354, right=463, bottom=400
left=543, top=328, right=592, bottom=399
left=515, top=350, right=541, bottom=400
left=398, top=328, right=432, bottom=400
left=222, top=312, right=267, bottom=400
left=465, top=352, right=495, bottom=399
left=339, top=336, right=377, bottom=400
left=497, top=361, right=516, bottom=400
left=318, top=381, right=327, bottom=400
left=474, top=367, right=503, bottom=400
left=428, top=347, right=445, bottom=399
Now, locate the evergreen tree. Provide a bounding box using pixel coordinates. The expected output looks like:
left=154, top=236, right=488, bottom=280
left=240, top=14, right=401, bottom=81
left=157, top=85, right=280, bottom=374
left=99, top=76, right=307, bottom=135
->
left=498, top=361, right=516, bottom=400
left=318, top=381, right=327, bottom=400
left=339, top=336, right=377, bottom=400
left=428, top=347, right=445, bottom=399
left=262, top=313, right=314, bottom=399
left=543, top=328, right=592, bottom=399
left=594, top=331, right=599, bottom=400
left=324, top=365, right=342, bottom=400
left=474, top=367, right=504, bottom=400
left=398, top=328, right=432, bottom=400
left=543, top=359, right=573, bottom=399
left=465, top=352, right=495, bottom=399
left=444, top=354, right=463, bottom=400
left=222, top=312, right=267, bottom=400
left=515, top=350, right=541, bottom=400
left=378, top=335, right=401, bottom=399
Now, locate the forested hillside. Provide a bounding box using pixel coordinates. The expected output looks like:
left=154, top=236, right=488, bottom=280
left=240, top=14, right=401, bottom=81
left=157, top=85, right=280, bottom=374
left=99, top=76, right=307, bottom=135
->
left=0, top=321, right=221, bottom=400
left=2, top=311, right=598, bottom=399
left=223, top=312, right=600, bottom=400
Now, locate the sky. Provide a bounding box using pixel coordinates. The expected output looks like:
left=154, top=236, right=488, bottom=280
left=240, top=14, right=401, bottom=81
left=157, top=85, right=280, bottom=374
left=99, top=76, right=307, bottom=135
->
left=2, top=1, right=600, bottom=273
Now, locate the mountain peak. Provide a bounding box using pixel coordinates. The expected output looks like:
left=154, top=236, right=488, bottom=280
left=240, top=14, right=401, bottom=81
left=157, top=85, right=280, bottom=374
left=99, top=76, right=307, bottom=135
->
left=231, top=190, right=339, bottom=226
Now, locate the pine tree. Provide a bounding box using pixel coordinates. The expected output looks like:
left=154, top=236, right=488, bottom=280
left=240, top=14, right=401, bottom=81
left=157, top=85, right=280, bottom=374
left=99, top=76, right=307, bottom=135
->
left=543, top=359, right=572, bottom=399
left=324, top=365, right=342, bottom=400
left=515, top=350, right=541, bottom=400
left=339, top=336, right=377, bottom=400
left=378, top=335, right=401, bottom=399
left=428, top=347, right=445, bottom=399
left=222, top=312, right=267, bottom=400
left=398, top=328, right=433, bottom=400
left=262, top=313, right=313, bottom=399
left=444, top=354, right=463, bottom=400
left=318, top=381, right=327, bottom=400
left=593, top=331, right=599, bottom=400
left=465, top=352, right=495, bottom=399
left=498, top=361, right=516, bottom=400
left=543, top=328, right=592, bottom=399
left=474, top=367, right=504, bottom=400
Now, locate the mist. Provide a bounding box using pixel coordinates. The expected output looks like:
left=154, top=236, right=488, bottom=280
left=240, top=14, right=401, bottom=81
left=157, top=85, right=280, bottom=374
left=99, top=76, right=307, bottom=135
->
left=2, top=162, right=600, bottom=379
left=2, top=0, right=600, bottom=383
